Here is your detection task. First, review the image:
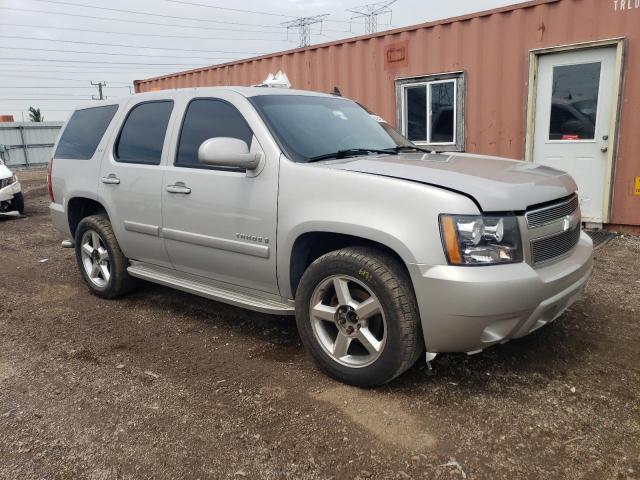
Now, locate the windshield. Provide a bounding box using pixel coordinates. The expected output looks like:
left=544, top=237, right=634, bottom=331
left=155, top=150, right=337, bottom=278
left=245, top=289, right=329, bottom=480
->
left=250, top=95, right=400, bottom=163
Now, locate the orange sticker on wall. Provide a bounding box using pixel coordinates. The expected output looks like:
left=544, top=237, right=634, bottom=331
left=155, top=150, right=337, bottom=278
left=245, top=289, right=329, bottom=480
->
left=635, top=177, right=640, bottom=196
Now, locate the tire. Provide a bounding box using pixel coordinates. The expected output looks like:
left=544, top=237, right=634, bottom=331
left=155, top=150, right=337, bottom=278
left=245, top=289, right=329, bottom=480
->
left=74, top=214, right=136, bottom=299
left=10, top=192, right=24, bottom=215
left=295, top=247, right=423, bottom=387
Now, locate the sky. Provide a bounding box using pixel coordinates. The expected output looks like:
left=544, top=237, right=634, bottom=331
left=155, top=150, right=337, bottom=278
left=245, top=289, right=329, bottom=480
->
left=0, top=0, right=527, bottom=121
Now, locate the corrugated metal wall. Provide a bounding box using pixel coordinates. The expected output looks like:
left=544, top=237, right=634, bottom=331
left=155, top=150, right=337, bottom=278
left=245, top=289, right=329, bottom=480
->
left=0, top=122, right=62, bottom=168
left=135, top=0, right=640, bottom=227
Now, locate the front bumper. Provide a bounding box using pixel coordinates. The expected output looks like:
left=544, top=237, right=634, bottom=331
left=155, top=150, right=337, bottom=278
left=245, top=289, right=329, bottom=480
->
left=409, top=231, right=593, bottom=353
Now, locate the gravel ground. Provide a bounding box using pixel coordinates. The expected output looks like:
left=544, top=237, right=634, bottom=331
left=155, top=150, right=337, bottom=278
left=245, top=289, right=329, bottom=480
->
left=1, top=170, right=639, bottom=480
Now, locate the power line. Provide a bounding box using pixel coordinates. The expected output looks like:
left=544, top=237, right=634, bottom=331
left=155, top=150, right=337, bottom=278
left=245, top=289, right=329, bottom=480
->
left=0, top=93, right=95, bottom=97
left=0, top=73, right=131, bottom=84
left=26, top=0, right=288, bottom=30
left=0, top=98, right=97, bottom=101
left=0, top=23, right=295, bottom=43
left=0, top=34, right=265, bottom=55
left=159, top=0, right=361, bottom=25
left=3, top=109, right=74, bottom=112
left=1, top=45, right=246, bottom=61
left=1, top=57, right=221, bottom=66
left=0, top=86, right=130, bottom=89
left=282, top=15, right=330, bottom=48
left=1, top=65, right=193, bottom=72
left=347, top=1, right=397, bottom=33
left=1, top=7, right=291, bottom=35
left=161, top=0, right=295, bottom=18
left=0, top=94, right=94, bottom=97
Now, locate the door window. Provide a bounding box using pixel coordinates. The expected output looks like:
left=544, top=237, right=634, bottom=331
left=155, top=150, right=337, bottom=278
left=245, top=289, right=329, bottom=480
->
left=115, top=101, right=173, bottom=165
left=176, top=98, right=253, bottom=169
left=548, top=62, right=601, bottom=141
left=54, top=105, right=118, bottom=160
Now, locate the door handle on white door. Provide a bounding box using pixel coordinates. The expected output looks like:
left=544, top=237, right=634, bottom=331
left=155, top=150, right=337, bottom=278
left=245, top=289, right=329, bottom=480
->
left=166, top=182, right=191, bottom=194
left=600, top=135, right=609, bottom=153
left=101, top=175, right=120, bottom=185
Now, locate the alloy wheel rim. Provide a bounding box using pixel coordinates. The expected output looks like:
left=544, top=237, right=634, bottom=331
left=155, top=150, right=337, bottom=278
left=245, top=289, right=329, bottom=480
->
left=80, top=230, right=111, bottom=288
left=309, top=275, right=387, bottom=368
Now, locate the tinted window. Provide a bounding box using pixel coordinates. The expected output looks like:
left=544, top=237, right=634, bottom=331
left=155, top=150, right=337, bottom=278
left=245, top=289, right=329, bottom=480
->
left=54, top=105, right=118, bottom=160
left=549, top=62, right=600, bottom=141
left=115, top=101, right=173, bottom=165
left=176, top=99, right=253, bottom=167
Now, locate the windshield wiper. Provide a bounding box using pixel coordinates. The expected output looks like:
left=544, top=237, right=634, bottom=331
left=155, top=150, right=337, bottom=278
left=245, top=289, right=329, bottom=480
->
left=308, top=148, right=398, bottom=163
left=385, top=145, right=433, bottom=154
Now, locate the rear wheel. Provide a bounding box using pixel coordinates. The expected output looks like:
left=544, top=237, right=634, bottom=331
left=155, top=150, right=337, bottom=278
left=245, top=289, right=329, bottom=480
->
left=10, top=192, right=24, bottom=214
left=295, top=247, right=423, bottom=387
left=74, top=214, right=136, bottom=298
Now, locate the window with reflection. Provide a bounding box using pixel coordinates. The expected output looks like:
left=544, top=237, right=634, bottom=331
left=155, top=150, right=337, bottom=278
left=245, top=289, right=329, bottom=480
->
left=398, top=73, right=463, bottom=151
left=549, top=62, right=601, bottom=141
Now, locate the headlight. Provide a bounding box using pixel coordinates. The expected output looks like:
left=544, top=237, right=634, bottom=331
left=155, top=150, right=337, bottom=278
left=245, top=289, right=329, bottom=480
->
left=439, top=214, right=522, bottom=265
left=0, top=175, right=16, bottom=189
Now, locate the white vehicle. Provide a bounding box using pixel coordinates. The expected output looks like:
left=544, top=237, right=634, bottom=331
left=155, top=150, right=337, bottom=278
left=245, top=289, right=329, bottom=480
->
left=0, top=159, right=23, bottom=215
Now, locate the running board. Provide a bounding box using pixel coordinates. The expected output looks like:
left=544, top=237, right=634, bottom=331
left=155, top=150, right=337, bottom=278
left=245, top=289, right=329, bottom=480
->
left=127, top=262, right=295, bottom=315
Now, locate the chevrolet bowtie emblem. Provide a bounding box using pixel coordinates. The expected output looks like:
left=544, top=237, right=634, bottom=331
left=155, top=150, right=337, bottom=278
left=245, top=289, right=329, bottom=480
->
left=562, top=213, right=578, bottom=232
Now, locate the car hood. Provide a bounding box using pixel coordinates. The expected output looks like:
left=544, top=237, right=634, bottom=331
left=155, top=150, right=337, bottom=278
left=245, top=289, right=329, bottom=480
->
left=322, top=152, right=577, bottom=212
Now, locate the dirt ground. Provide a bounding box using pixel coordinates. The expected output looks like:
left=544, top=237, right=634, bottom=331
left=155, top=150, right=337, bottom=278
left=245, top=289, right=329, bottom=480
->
left=1, top=169, right=639, bottom=480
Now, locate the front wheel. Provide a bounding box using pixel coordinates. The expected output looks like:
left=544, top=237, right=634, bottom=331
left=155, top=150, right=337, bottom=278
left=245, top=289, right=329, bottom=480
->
left=295, top=247, right=423, bottom=387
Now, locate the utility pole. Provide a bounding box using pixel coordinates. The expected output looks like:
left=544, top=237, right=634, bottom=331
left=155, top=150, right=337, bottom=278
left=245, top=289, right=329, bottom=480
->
left=347, top=1, right=397, bottom=34
left=91, top=81, right=107, bottom=100
left=281, top=14, right=329, bottom=48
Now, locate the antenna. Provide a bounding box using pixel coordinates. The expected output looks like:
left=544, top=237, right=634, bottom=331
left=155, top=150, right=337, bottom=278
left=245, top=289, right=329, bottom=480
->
left=347, top=1, right=397, bottom=34
left=281, top=14, right=329, bottom=48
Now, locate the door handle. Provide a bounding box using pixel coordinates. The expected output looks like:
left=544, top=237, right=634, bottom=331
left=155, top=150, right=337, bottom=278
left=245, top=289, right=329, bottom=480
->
left=166, top=183, right=191, bottom=194
left=101, top=175, right=120, bottom=185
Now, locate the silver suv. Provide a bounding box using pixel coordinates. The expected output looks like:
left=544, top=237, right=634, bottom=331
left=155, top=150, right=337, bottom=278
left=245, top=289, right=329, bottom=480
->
left=49, top=87, right=593, bottom=386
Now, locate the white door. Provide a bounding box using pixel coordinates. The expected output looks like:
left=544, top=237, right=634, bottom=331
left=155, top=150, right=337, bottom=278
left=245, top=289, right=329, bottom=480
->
left=533, top=47, right=617, bottom=223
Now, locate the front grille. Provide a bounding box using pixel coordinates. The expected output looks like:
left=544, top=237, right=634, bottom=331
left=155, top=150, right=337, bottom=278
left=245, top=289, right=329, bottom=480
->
left=526, top=195, right=579, bottom=229
left=531, top=226, right=581, bottom=265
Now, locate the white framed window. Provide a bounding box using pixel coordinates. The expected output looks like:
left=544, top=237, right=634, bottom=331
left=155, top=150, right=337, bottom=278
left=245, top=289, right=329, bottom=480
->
left=396, top=72, right=465, bottom=151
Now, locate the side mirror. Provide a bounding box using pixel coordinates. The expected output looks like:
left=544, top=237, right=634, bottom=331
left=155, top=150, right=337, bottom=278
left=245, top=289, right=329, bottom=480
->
left=197, top=137, right=262, bottom=170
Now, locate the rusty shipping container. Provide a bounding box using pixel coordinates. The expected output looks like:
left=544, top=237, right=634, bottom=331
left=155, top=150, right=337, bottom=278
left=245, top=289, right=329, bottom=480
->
left=135, top=0, right=640, bottom=230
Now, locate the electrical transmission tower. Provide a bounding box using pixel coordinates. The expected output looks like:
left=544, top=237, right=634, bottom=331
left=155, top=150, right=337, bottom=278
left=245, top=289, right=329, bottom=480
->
left=91, top=81, right=107, bottom=100
left=281, top=14, right=329, bottom=48
left=347, top=1, right=397, bottom=34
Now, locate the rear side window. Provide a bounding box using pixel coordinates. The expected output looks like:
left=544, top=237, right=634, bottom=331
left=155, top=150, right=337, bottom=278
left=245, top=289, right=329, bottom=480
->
left=115, top=101, right=173, bottom=165
left=176, top=98, right=253, bottom=168
left=54, top=105, right=118, bottom=160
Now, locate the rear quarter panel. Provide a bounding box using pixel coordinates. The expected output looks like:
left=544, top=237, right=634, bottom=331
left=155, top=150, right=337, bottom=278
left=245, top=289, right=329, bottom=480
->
left=49, top=106, right=122, bottom=238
